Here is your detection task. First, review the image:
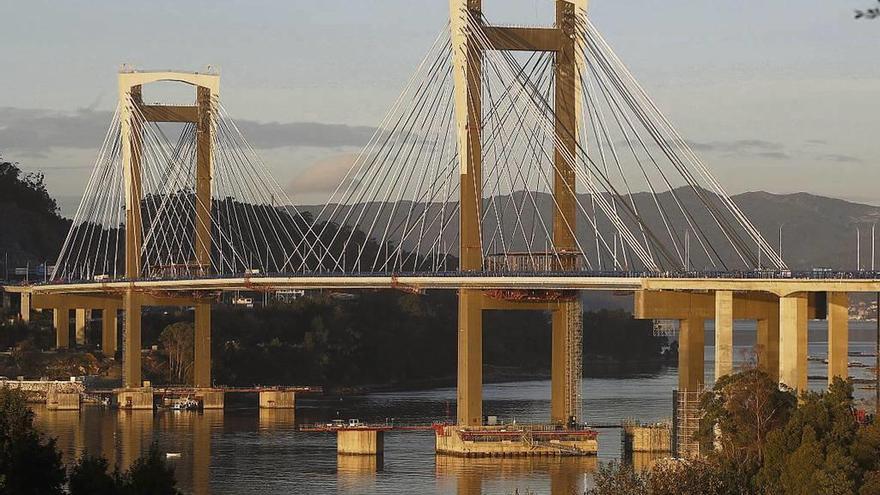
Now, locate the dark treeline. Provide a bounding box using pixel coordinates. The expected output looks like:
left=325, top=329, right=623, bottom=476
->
left=134, top=292, right=672, bottom=389
left=0, top=158, right=69, bottom=271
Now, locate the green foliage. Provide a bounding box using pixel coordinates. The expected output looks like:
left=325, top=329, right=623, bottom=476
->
left=0, top=387, right=65, bottom=495
left=588, top=461, right=646, bottom=495
left=121, top=443, right=181, bottom=495
left=757, top=378, right=862, bottom=494
left=0, top=157, right=69, bottom=268
left=698, top=368, right=796, bottom=467
left=68, top=454, right=120, bottom=495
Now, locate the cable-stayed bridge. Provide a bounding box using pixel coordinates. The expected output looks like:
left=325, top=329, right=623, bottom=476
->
left=5, top=0, right=877, bottom=456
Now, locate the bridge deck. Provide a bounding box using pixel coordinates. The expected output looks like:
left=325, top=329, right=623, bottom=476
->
left=7, top=272, right=880, bottom=296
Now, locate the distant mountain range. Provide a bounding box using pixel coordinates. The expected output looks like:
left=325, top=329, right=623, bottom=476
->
left=299, top=188, right=880, bottom=272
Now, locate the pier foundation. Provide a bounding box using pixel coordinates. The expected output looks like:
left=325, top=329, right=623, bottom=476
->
left=46, top=390, right=81, bottom=411
left=195, top=389, right=225, bottom=409
left=259, top=390, right=295, bottom=409
left=115, top=387, right=154, bottom=410
left=338, top=429, right=385, bottom=456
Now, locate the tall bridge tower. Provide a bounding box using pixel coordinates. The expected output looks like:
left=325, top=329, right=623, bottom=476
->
left=117, top=69, right=218, bottom=395
left=451, top=0, right=588, bottom=427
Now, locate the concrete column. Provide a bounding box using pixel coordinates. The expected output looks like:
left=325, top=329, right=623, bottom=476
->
left=20, top=292, right=31, bottom=323
left=779, top=293, right=808, bottom=392
left=714, top=291, right=734, bottom=380
left=54, top=307, right=70, bottom=349
left=122, top=291, right=142, bottom=389
left=827, top=292, right=849, bottom=385
left=678, top=317, right=704, bottom=391
left=102, top=307, right=117, bottom=356
left=551, top=299, right=582, bottom=425
left=457, top=289, right=483, bottom=426
left=75, top=308, right=87, bottom=346
left=194, top=302, right=211, bottom=388
left=757, top=303, right=780, bottom=382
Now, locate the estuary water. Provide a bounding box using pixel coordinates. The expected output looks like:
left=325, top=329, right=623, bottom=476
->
left=32, top=321, right=880, bottom=495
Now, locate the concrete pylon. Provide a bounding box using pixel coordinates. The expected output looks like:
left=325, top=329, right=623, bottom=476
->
left=194, top=302, right=212, bottom=388
left=756, top=303, right=780, bottom=382
left=449, top=0, right=586, bottom=427
left=827, top=292, right=849, bottom=384
left=714, top=291, right=733, bottom=380
left=122, top=290, right=142, bottom=388
left=20, top=292, right=31, bottom=323
left=54, top=307, right=70, bottom=349
left=679, top=317, right=705, bottom=391
left=102, top=307, right=117, bottom=356
left=75, top=308, right=88, bottom=346
left=779, top=293, right=808, bottom=392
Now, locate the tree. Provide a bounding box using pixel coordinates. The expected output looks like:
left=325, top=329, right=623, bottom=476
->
left=587, top=461, right=645, bottom=495
left=68, top=454, right=120, bottom=495
left=757, top=378, right=862, bottom=494
left=0, top=387, right=65, bottom=495
left=120, top=443, right=181, bottom=495
left=698, top=368, right=796, bottom=464
left=159, top=322, right=194, bottom=384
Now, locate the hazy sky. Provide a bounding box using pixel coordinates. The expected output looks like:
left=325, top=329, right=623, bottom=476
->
left=1, top=0, right=878, bottom=214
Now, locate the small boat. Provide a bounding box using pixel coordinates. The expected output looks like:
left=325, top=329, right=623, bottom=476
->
left=168, top=397, right=200, bottom=411
left=165, top=453, right=182, bottom=459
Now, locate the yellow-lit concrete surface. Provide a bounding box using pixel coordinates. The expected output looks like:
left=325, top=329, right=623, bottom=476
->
left=337, top=429, right=385, bottom=455
left=779, top=293, right=808, bottom=391
left=46, top=390, right=80, bottom=411
left=827, top=292, right=849, bottom=384
left=75, top=308, right=87, bottom=346
left=115, top=388, right=154, bottom=410
left=622, top=424, right=671, bottom=453
left=259, top=390, right=295, bottom=409
left=54, top=307, right=69, bottom=349
left=714, top=290, right=733, bottom=379
left=435, top=425, right=598, bottom=457
left=194, top=389, right=224, bottom=409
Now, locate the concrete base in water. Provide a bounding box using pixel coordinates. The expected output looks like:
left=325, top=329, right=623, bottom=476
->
left=115, top=388, right=154, bottom=410
left=435, top=425, right=598, bottom=457
left=622, top=423, right=671, bottom=453
left=338, top=429, right=385, bottom=455
left=259, top=390, right=295, bottom=409
left=46, top=391, right=80, bottom=411
left=194, top=389, right=225, bottom=409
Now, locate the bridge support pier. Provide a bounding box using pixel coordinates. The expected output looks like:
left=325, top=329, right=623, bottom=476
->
left=20, top=292, right=30, bottom=323
left=122, top=291, right=143, bottom=389
left=779, top=293, right=808, bottom=393
left=102, top=307, right=117, bottom=356
left=457, top=289, right=483, bottom=427
left=757, top=306, right=780, bottom=382
left=75, top=308, right=88, bottom=346
left=714, top=291, right=733, bottom=380
left=54, top=307, right=70, bottom=349
left=551, top=299, right=582, bottom=425
left=194, top=302, right=211, bottom=388
left=827, top=292, right=849, bottom=385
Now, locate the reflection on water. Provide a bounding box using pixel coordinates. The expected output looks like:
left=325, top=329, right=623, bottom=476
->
left=436, top=456, right=597, bottom=495
left=337, top=455, right=384, bottom=493
left=258, top=408, right=295, bottom=431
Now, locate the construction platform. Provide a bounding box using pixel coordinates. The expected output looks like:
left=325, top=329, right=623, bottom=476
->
left=434, top=424, right=598, bottom=457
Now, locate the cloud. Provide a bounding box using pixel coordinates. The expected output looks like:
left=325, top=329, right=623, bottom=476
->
left=686, top=139, right=784, bottom=154
left=0, top=106, right=376, bottom=156
left=287, top=153, right=360, bottom=196
left=819, top=153, right=863, bottom=164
